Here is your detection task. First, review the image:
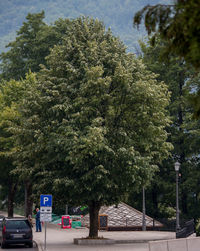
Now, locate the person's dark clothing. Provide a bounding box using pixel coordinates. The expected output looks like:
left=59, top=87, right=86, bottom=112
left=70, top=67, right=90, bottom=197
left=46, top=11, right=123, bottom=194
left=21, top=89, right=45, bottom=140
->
left=36, top=210, right=42, bottom=232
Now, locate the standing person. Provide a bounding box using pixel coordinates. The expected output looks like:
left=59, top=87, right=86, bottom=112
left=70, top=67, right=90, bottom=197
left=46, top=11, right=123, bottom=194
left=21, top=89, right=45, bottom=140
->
left=35, top=208, right=42, bottom=232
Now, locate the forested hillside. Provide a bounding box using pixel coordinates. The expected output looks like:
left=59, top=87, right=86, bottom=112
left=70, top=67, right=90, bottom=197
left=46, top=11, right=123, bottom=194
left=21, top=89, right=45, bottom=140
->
left=0, top=0, right=168, bottom=53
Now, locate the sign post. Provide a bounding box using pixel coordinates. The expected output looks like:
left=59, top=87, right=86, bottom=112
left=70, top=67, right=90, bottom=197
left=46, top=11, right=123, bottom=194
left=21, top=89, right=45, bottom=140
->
left=40, top=195, right=52, bottom=251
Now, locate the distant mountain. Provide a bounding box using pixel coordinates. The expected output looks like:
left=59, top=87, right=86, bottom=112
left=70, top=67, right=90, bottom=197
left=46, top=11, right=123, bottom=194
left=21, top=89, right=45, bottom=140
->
left=0, top=0, right=169, bottom=53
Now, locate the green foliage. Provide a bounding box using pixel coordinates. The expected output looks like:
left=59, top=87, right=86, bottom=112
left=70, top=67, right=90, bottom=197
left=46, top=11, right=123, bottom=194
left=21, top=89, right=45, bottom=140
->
left=0, top=78, right=26, bottom=161
left=188, top=72, right=200, bottom=118
left=134, top=0, right=200, bottom=117
left=158, top=203, right=176, bottom=220
left=10, top=73, right=39, bottom=181
left=129, top=37, right=200, bottom=220
left=14, top=17, right=172, bottom=211
left=0, top=76, right=30, bottom=215
left=0, top=12, right=55, bottom=80
left=134, top=0, right=200, bottom=68
left=196, top=219, right=200, bottom=236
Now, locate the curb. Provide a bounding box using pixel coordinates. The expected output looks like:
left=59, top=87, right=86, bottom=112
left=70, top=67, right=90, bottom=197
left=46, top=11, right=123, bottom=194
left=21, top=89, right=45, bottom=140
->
left=116, top=239, right=149, bottom=244
left=74, top=238, right=170, bottom=245
left=34, top=240, right=40, bottom=251
left=74, top=238, right=115, bottom=245
left=115, top=238, right=171, bottom=244
left=34, top=238, right=44, bottom=251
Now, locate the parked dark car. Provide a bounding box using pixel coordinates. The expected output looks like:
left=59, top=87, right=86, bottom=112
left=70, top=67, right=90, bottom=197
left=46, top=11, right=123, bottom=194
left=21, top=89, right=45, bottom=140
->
left=0, top=217, right=33, bottom=248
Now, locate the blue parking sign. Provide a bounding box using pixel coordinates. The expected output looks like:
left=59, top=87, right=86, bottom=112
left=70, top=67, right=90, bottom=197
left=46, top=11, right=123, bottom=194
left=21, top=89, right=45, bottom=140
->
left=40, top=194, right=52, bottom=207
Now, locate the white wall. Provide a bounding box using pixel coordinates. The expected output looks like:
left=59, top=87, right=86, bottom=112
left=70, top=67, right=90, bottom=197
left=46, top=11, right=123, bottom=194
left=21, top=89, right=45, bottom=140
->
left=149, top=237, right=200, bottom=251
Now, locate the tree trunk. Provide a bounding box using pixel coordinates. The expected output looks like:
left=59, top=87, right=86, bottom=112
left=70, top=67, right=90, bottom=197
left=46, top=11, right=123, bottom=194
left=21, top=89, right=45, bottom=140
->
left=25, top=181, right=33, bottom=217
left=88, top=201, right=101, bottom=238
left=8, top=182, right=17, bottom=217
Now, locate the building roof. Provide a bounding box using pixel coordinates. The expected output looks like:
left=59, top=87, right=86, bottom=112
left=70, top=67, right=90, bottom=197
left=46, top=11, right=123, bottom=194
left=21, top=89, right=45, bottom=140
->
left=82, top=202, right=162, bottom=228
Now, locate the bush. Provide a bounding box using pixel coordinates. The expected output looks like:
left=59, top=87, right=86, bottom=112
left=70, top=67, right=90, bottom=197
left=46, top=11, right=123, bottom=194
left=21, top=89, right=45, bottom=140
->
left=195, top=219, right=200, bottom=236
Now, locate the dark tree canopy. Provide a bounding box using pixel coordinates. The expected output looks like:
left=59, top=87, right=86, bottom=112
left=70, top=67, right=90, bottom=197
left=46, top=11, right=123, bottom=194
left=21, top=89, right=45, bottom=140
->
left=134, top=0, right=200, bottom=68
left=0, top=11, right=71, bottom=81
left=134, top=0, right=200, bottom=118
left=0, top=12, right=47, bottom=80
left=131, top=37, right=200, bottom=220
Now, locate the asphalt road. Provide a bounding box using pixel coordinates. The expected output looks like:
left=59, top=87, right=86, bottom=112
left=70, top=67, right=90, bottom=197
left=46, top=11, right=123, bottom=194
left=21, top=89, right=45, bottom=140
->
left=0, top=241, right=37, bottom=250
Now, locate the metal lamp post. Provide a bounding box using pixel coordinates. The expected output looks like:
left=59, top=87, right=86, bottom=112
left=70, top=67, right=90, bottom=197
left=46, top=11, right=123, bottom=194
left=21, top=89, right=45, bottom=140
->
left=175, top=161, right=181, bottom=231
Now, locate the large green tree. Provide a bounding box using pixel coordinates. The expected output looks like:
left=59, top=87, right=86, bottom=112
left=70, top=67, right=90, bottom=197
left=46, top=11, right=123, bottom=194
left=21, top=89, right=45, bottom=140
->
left=133, top=0, right=200, bottom=118
left=14, top=17, right=172, bottom=237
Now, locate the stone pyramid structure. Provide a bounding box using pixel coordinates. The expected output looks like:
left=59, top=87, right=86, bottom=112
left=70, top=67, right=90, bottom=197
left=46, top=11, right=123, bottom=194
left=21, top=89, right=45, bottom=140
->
left=82, top=202, right=162, bottom=230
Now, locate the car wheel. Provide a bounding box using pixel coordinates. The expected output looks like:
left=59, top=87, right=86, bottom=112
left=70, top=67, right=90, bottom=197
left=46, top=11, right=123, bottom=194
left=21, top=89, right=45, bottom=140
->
left=28, top=242, right=33, bottom=248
